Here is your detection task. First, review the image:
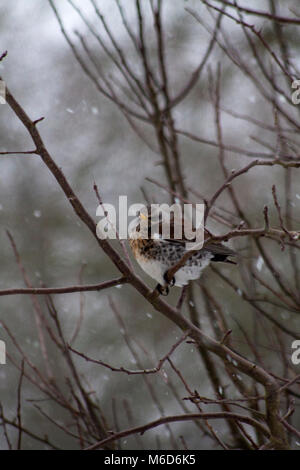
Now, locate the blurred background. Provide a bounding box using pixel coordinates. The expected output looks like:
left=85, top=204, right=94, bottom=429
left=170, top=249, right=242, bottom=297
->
left=0, top=0, right=300, bottom=450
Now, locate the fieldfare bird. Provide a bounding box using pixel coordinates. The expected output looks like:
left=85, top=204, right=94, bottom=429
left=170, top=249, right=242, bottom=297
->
left=129, top=205, right=236, bottom=295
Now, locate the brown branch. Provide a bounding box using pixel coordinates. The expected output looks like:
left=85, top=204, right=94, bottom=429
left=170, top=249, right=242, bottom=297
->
left=0, top=277, right=127, bottom=297
left=0, top=50, right=8, bottom=62
left=16, top=361, right=24, bottom=450
left=68, top=331, right=190, bottom=375
left=176, top=128, right=298, bottom=161
left=197, top=2, right=294, bottom=81
left=86, top=411, right=270, bottom=450
left=205, top=159, right=300, bottom=221
left=208, top=0, right=300, bottom=25
left=0, top=150, right=37, bottom=155
left=167, top=9, right=224, bottom=110
left=0, top=404, right=60, bottom=450
left=6, top=231, right=54, bottom=381
left=272, top=184, right=293, bottom=241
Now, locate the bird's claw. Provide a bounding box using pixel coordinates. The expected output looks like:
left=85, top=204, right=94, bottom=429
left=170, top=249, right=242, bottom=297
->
left=155, top=273, right=176, bottom=296
left=156, top=283, right=169, bottom=296
left=163, top=271, right=175, bottom=287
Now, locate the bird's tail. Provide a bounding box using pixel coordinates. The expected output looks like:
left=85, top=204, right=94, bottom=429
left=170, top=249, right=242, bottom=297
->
left=205, top=242, right=237, bottom=265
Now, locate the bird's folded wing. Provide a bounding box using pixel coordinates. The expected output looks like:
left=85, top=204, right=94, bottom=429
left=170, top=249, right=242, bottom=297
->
left=203, top=242, right=236, bottom=257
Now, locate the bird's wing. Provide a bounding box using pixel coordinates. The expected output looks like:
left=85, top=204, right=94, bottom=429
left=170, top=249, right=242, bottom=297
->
left=203, top=242, right=236, bottom=257
left=163, top=238, right=235, bottom=255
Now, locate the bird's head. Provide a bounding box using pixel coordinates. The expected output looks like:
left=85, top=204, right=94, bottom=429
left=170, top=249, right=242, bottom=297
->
left=129, top=204, right=191, bottom=241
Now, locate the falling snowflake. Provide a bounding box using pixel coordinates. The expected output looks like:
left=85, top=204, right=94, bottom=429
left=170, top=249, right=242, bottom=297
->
left=256, top=256, right=264, bottom=271
left=91, top=106, right=99, bottom=115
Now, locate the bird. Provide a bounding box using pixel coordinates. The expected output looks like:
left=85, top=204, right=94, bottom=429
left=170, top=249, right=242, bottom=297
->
left=129, top=205, right=236, bottom=295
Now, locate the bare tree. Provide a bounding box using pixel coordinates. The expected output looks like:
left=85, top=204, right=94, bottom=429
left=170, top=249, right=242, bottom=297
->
left=1, top=0, right=300, bottom=450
